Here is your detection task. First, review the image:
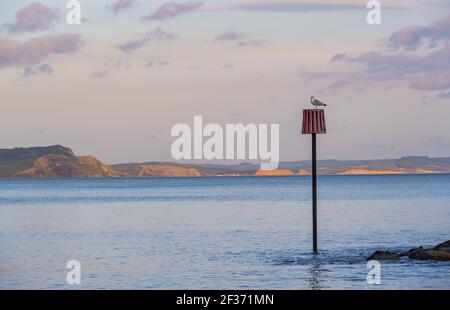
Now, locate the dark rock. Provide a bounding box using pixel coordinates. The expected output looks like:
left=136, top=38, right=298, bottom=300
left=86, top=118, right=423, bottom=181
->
left=369, top=240, right=450, bottom=261
left=434, top=240, right=450, bottom=252
left=400, top=246, right=423, bottom=257
left=368, top=251, right=400, bottom=260
left=408, top=248, right=428, bottom=259
left=409, top=249, right=450, bottom=261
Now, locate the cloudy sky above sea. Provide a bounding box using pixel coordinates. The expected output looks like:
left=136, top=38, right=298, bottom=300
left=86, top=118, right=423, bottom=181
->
left=1, top=0, right=450, bottom=164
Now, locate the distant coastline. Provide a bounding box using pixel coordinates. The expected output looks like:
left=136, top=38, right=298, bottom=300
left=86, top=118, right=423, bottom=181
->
left=1, top=145, right=450, bottom=179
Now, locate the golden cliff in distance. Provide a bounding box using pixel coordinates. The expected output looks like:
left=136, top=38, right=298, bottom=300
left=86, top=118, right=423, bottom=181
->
left=1, top=146, right=450, bottom=178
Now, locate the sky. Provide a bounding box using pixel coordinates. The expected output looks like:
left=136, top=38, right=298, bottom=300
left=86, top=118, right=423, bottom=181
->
left=0, top=0, right=450, bottom=164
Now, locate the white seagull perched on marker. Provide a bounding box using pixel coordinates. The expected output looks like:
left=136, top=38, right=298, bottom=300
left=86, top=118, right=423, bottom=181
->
left=311, top=96, right=327, bottom=108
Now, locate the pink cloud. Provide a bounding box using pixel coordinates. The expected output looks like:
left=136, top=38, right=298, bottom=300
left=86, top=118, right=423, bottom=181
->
left=108, top=0, right=136, bottom=15
left=321, top=47, right=450, bottom=92
left=142, top=1, right=203, bottom=21
left=6, top=2, right=60, bottom=33
left=410, top=71, right=450, bottom=91
left=307, top=15, right=450, bottom=93
left=0, top=34, right=82, bottom=68
left=389, top=15, right=450, bottom=50
left=389, top=26, right=428, bottom=50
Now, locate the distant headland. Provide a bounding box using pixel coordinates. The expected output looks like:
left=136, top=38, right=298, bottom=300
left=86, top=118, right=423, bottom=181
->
left=1, top=145, right=450, bottom=178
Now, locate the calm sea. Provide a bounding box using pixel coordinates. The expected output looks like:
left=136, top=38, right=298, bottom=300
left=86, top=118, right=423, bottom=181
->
left=0, top=175, right=449, bottom=289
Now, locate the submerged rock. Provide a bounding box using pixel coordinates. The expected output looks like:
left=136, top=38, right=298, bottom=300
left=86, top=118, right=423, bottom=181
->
left=399, top=246, right=423, bottom=257
left=434, top=240, right=450, bottom=252
left=409, top=249, right=450, bottom=261
left=368, top=251, right=400, bottom=260
left=368, top=240, right=450, bottom=262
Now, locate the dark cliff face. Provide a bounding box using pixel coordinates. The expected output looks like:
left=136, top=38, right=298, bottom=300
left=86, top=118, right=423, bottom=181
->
left=0, top=145, right=75, bottom=177
left=0, top=145, right=74, bottom=164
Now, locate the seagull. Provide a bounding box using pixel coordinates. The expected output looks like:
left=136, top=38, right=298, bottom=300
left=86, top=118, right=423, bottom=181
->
left=311, top=96, right=327, bottom=108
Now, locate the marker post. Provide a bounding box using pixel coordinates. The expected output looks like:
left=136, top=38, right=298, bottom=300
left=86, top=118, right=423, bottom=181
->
left=302, top=109, right=327, bottom=253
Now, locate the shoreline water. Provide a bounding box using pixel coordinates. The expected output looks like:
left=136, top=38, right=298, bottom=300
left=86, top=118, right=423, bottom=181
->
left=1, top=174, right=449, bottom=289
left=1, top=171, right=450, bottom=180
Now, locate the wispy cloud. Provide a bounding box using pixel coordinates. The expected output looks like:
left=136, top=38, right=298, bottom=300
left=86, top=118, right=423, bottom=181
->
left=117, top=39, right=147, bottom=54
left=116, top=27, right=178, bottom=53
left=90, top=60, right=132, bottom=79
left=145, top=59, right=171, bottom=70
left=91, top=67, right=109, bottom=79
left=409, top=69, right=450, bottom=91
left=142, top=1, right=203, bottom=21
left=437, top=91, right=450, bottom=99
left=0, top=34, right=82, bottom=68
left=213, top=30, right=269, bottom=47
left=4, top=2, right=60, bottom=34
left=214, top=30, right=245, bottom=42
left=303, top=14, right=450, bottom=93
left=23, top=63, right=53, bottom=78
left=389, top=15, right=450, bottom=50
left=238, top=39, right=270, bottom=47
left=107, top=0, right=136, bottom=15
left=330, top=53, right=347, bottom=63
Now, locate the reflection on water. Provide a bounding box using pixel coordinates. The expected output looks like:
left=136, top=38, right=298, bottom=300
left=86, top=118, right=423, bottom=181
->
left=0, top=175, right=450, bottom=289
left=308, top=255, right=322, bottom=290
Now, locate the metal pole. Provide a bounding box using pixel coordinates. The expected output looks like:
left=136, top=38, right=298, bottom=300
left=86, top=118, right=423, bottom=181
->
left=312, top=133, right=318, bottom=253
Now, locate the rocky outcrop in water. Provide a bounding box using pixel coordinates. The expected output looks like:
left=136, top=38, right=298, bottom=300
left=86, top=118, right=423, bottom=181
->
left=368, top=251, right=401, bottom=260
left=368, top=240, right=450, bottom=261
left=434, top=240, right=450, bottom=251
